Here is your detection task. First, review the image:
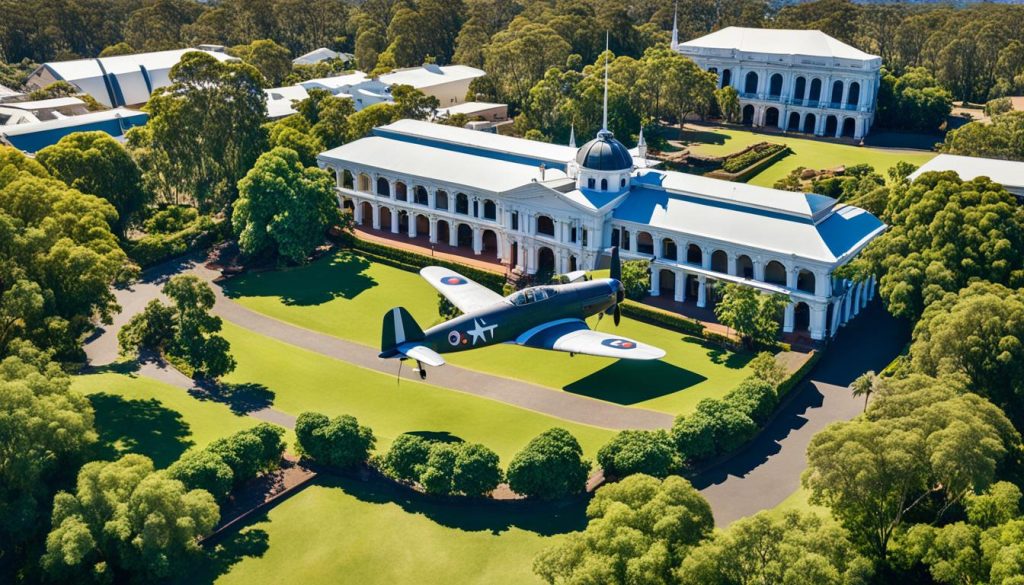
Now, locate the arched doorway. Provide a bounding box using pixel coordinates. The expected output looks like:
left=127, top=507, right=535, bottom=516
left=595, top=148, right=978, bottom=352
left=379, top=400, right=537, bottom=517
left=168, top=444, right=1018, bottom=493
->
left=765, top=260, right=786, bottom=285
left=809, top=79, right=822, bottom=103
left=769, top=73, right=783, bottom=98
left=803, top=113, right=817, bottom=134
left=395, top=181, right=408, bottom=201
left=415, top=214, right=430, bottom=237
left=342, top=198, right=354, bottom=215
left=744, top=71, right=758, bottom=94
left=742, top=105, right=755, bottom=126
left=787, top=112, right=800, bottom=131
left=736, top=255, right=753, bottom=279
left=455, top=193, right=469, bottom=214
left=764, top=107, right=780, bottom=128
left=358, top=202, right=373, bottom=226
left=830, top=81, right=844, bottom=106
left=637, top=231, right=654, bottom=255
left=413, top=186, right=429, bottom=205
left=483, top=200, right=497, bottom=221
left=358, top=173, right=371, bottom=192
left=721, top=69, right=732, bottom=88
left=436, top=219, right=450, bottom=244
left=376, top=177, right=390, bottom=197
left=842, top=118, right=856, bottom=138
left=537, top=247, right=555, bottom=276
left=797, top=269, right=816, bottom=293
left=569, top=255, right=578, bottom=272
left=662, top=238, right=677, bottom=261
left=536, top=215, right=555, bottom=237
left=379, top=206, right=393, bottom=230
left=686, top=244, right=703, bottom=265
left=342, top=170, right=354, bottom=189
left=397, top=210, right=409, bottom=233
left=847, top=82, right=861, bottom=107
left=825, top=115, right=838, bottom=137
left=457, top=223, right=473, bottom=248
left=659, top=269, right=676, bottom=296
left=481, top=229, right=498, bottom=257
left=435, top=190, right=449, bottom=210
left=793, top=77, right=806, bottom=101
left=794, top=302, right=810, bottom=333
left=510, top=241, right=519, bottom=269
left=711, top=250, right=728, bottom=273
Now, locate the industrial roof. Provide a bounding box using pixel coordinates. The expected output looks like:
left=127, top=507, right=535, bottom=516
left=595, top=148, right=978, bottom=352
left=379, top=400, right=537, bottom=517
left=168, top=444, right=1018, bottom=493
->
left=264, top=85, right=309, bottom=118
left=319, top=136, right=567, bottom=193
left=293, top=48, right=351, bottom=65
left=0, top=97, right=86, bottom=111
left=435, top=101, right=506, bottom=117
left=908, top=154, right=1024, bottom=191
left=41, top=48, right=234, bottom=82
left=378, top=64, right=485, bottom=89
left=0, top=107, right=148, bottom=153
left=680, top=27, right=879, bottom=61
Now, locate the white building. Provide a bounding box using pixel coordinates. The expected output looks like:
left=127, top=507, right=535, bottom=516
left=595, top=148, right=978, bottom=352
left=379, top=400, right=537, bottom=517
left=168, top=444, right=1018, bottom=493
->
left=0, top=97, right=90, bottom=126
left=378, top=64, right=485, bottom=106
left=908, top=154, right=1024, bottom=199
left=318, top=111, right=883, bottom=340
left=293, top=48, right=353, bottom=66
left=674, top=25, right=882, bottom=139
left=26, top=47, right=236, bottom=108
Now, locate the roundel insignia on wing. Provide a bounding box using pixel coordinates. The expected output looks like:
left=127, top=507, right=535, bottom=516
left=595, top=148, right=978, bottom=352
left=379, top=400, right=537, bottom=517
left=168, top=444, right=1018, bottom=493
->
left=448, top=331, right=462, bottom=346
left=601, top=338, right=637, bottom=350
left=441, top=276, right=467, bottom=285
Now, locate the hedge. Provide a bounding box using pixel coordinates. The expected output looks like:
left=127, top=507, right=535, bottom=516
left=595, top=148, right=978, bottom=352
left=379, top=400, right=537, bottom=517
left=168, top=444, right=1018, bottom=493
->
left=707, top=143, right=791, bottom=182
left=776, top=350, right=821, bottom=397
left=347, top=236, right=505, bottom=292
left=621, top=300, right=705, bottom=336
left=721, top=142, right=787, bottom=173
left=128, top=216, right=226, bottom=268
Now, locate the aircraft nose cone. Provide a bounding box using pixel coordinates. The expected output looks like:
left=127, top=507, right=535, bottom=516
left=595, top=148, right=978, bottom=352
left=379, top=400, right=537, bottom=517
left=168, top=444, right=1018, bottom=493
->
left=610, top=279, right=625, bottom=303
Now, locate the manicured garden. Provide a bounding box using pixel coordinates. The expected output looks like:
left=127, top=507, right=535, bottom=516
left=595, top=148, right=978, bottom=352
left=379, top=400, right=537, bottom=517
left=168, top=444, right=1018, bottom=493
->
left=223, top=251, right=754, bottom=415
left=678, top=124, right=937, bottom=187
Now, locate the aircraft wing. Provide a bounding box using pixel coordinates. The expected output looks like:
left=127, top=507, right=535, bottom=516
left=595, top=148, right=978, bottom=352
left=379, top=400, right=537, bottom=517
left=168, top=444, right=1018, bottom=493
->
left=516, top=318, right=666, bottom=360
left=419, top=266, right=504, bottom=314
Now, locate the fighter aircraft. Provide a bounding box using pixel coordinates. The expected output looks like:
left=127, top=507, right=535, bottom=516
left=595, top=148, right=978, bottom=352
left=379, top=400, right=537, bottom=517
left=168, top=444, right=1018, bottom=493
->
left=379, top=247, right=665, bottom=379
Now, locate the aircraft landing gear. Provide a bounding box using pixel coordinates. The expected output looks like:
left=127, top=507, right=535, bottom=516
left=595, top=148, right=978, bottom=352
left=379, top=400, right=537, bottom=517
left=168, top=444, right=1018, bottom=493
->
left=569, top=352, right=575, bottom=357
left=416, top=360, right=427, bottom=380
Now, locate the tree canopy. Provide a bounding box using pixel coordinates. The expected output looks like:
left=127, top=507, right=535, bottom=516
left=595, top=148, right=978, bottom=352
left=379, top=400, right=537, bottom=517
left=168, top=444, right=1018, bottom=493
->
left=714, top=284, right=787, bottom=349
left=940, top=111, right=1024, bottom=162
left=507, top=428, right=590, bottom=499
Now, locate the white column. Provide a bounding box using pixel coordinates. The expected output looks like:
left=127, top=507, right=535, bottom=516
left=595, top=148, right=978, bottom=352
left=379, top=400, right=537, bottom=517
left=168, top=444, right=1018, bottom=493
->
left=701, top=248, right=712, bottom=271
left=810, top=304, right=827, bottom=340
left=815, top=270, right=830, bottom=298
left=428, top=189, right=436, bottom=209
left=371, top=204, right=381, bottom=230
left=428, top=218, right=438, bottom=244
left=786, top=267, right=797, bottom=290
left=407, top=215, right=417, bottom=238
left=674, top=271, right=685, bottom=303
left=472, top=227, right=482, bottom=255
left=353, top=201, right=364, bottom=224
left=830, top=300, right=843, bottom=337
left=753, top=260, right=765, bottom=282
left=389, top=180, right=397, bottom=200
left=448, top=224, right=458, bottom=247
left=860, top=279, right=870, bottom=309
left=696, top=275, right=707, bottom=308
left=850, top=282, right=862, bottom=317
left=783, top=302, right=795, bottom=333
left=526, top=245, right=536, bottom=274
left=727, top=254, right=737, bottom=276
left=650, top=268, right=660, bottom=296
left=868, top=276, right=877, bottom=300
left=842, top=286, right=853, bottom=325
left=390, top=210, right=400, bottom=234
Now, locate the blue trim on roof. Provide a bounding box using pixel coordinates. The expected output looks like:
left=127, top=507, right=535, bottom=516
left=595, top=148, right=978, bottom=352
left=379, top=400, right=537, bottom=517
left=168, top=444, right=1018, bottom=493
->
left=93, top=59, right=118, bottom=107
left=817, top=207, right=885, bottom=258
left=107, top=73, right=127, bottom=107
left=3, top=112, right=148, bottom=153
left=139, top=65, right=153, bottom=94
left=372, top=127, right=569, bottom=171
left=614, top=188, right=819, bottom=225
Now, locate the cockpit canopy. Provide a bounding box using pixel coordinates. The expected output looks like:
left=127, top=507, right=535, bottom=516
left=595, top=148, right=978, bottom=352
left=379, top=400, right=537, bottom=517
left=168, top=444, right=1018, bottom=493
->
left=508, top=286, right=559, bottom=306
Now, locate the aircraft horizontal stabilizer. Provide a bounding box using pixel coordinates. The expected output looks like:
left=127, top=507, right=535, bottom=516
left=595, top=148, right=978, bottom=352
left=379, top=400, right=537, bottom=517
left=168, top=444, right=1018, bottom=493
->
left=397, top=343, right=445, bottom=367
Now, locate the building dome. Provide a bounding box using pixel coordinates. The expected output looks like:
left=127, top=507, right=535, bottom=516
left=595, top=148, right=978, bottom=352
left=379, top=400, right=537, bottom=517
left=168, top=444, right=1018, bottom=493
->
left=575, top=130, right=633, bottom=171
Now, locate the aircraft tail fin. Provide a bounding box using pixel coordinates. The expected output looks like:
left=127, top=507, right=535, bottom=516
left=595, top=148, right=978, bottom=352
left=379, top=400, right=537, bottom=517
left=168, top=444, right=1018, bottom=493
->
left=380, top=307, right=425, bottom=356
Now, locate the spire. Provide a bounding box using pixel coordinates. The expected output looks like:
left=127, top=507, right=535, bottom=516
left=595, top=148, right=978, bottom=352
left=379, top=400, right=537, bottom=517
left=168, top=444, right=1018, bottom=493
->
left=671, top=2, right=679, bottom=50
left=569, top=123, right=576, bottom=148
left=601, top=31, right=609, bottom=134
left=637, top=126, right=647, bottom=166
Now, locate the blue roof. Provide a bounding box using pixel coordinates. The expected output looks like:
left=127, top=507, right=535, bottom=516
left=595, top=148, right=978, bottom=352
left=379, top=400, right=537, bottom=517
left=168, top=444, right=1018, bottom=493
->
left=2, top=111, right=148, bottom=153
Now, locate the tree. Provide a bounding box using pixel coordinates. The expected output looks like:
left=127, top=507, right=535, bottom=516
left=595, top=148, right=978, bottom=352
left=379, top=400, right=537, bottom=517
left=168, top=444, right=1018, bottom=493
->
left=803, top=375, right=1018, bottom=560
left=129, top=51, right=267, bottom=212
left=292, top=88, right=356, bottom=149
left=0, top=341, right=96, bottom=567
left=875, top=67, right=953, bottom=132
left=677, top=510, right=873, bottom=585
left=723, top=378, right=777, bottom=426
left=841, top=172, right=1024, bottom=321
left=99, top=41, right=135, bottom=57
left=747, top=351, right=787, bottom=389
left=965, top=481, right=1021, bottom=529
left=619, top=259, right=651, bottom=300
left=715, top=86, right=740, bottom=123
left=390, top=84, right=440, bottom=120
left=672, top=397, right=759, bottom=462
left=909, top=282, right=1024, bottom=426
left=234, top=147, right=342, bottom=264
left=41, top=454, right=218, bottom=583
left=380, top=433, right=433, bottom=482
left=165, top=448, right=234, bottom=503
left=714, top=283, right=787, bottom=348
left=294, top=411, right=375, bottom=469
left=483, top=17, right=572, bottom=108
left=208, top=424, right=286, bottom=487
left=452, top=442, right=502, bottom=497
left=597, top=430, right=677, bottom=479
left=850, top=370, right=877, bottom=412
left=267, top=122, right=325, bottom=168
left=940, top=111, right=1024, bottom=162
left=534, top=474, right=713, bottom=585
left=507, top=428, right=591, bottom=499
left=229, top=39, right=293, bottom=87
left=0, top=148, right=135, bottom=359
left=36, top=131, right=148, bottom=236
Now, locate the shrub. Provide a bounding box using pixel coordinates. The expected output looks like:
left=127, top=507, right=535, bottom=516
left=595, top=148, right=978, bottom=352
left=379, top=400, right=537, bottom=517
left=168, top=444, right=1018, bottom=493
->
left=349, top=237, right=504, bottom=291
left=672, top=399, right=758, bottom=463
left=129, top=214, right=222, bottom=268
left=620, top=260, right=651, bottom=300
left=294, top=411, right=376, bottom=469
left=621, top=300, right=705, bottom=336
left=165, top=448, right=234, bottom=503
left=381, top=433, right=433, bottom=482
left=725, top=378, right=778, bottom=426
left=748, top=351, right=787, bottom=389
left=144, top=205, right=199, bottom=234
left=507, top=428, right=591, bottom=499
left=452, top=443, right=503, bottom=496
left=419, top=442, right=459, bottom=495
left=597, top=430, right=678, bottom=478
left=208, top=431, right=267, bottom=488
left=984, top=97, right=1013, bottom=118
left=721, top=143, right=786, bottom=173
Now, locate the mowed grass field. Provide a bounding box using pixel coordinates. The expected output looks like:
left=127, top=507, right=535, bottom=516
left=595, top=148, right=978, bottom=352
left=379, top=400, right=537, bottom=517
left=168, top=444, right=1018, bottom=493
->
left=678, top=125, right=937, bottom=188
left=223, top=251, right=753, bottom=416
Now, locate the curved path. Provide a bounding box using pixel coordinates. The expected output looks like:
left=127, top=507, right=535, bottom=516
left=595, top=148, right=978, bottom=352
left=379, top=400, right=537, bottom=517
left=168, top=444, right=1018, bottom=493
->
left=85, top=256, right=908, bottom=524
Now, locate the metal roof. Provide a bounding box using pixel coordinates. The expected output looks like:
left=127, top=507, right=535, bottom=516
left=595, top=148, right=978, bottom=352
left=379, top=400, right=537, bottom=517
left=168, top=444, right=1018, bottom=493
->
left=680, top=27, right=879, bottom=62
left=908, top=154, right=1024, bottom=191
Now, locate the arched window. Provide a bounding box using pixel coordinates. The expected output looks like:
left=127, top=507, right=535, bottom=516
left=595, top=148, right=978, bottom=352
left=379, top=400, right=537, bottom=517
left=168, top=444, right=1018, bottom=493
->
left=809, top=78, right=822, bottom=102
left=636, top=232, right=654, bottom=255
left=376, top=177, right=390, bottom=197
left=744, top=71, right=758, bottom=94
left=793, top=76, right=806, bottom=101
left=620, top=177, right=626, bottom=187
left=831, top=80, right=844, bottom=106
left=536, top=215, right=555, bottom=237
left=847, top=82, right=861, bottom=106
left=769, top=73, right=783, bottom=97
left=395, top=181, right=408, bottom=201
left=413, top=186, right=429, bottom=205
left=455, top=193, right=469, bottom=214
left=483, top=199, right=497, bottom=221
left=721, top=69, right=732, bottom=88
left=587, top=177, right=595, bottom=189
left=600, top=178, right=608, bottom=191
left=435, top=190, right=448, bottom=210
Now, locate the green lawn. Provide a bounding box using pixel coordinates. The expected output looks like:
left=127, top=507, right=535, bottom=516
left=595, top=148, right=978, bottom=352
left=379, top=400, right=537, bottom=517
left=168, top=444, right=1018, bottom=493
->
left=224, top=251, right=753, bottom=416
left=679, top=125, right=937, bottom=188
left=179, top=477, right=577, bottom=585
left=219, top=321, right=614, bottom=462
left=73, top=371, right=261, bottom=468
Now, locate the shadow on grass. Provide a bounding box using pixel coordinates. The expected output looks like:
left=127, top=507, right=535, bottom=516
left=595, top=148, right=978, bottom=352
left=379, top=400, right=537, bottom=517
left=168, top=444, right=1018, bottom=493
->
left=221, top=251, right=377, bottom=306
left=406, top=430, right=465, bottom=444
left=189, top=381, right=276, bottom=415
left=678, top=129, right=730, bottom=146
left=86, top=360, right=142, bottom=375
left=88, top=393, right=194, bottom=468
left=698, top=339, right=753, bottom=369
left=175, top=528, right=271, bottom=585
left=563, top=359, right=705, bottom=405
left=323, top=473, right=589, bottom=536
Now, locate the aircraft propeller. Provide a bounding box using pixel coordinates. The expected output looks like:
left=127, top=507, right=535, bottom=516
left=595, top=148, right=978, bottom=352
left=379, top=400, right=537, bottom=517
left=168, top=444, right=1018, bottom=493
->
left=607, top=246, right=624, bottom=326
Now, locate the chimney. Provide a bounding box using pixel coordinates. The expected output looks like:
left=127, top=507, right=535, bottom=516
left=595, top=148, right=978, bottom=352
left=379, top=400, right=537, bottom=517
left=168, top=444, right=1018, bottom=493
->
left=539, top=163, right=546, bottom=181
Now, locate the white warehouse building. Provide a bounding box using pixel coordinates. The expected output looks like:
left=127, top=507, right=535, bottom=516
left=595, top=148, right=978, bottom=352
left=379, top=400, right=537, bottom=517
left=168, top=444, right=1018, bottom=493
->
left=674, top=25, right=882, bottom=140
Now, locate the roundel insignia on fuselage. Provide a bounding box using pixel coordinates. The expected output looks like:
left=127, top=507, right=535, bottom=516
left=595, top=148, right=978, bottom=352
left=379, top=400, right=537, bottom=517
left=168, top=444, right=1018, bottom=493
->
left=441, top=276, right=467, bottom=285
left=601, top=338, right=637, bottom=350
left=448, top=330, right=462, bottom=346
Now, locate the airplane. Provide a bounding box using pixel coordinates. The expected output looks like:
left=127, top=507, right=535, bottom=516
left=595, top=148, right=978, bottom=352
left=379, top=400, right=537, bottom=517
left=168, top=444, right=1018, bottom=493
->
left=379, top=246, right=666, bottom=379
